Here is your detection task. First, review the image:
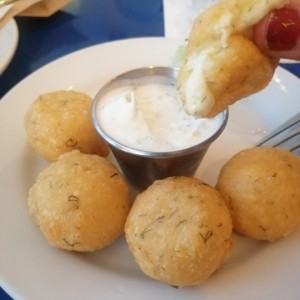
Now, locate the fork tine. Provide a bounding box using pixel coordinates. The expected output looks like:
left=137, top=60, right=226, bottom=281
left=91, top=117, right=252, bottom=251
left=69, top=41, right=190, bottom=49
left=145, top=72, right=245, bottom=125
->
left=290, top=144, right=300, bottom=152
left=257, top=112, right=300, bottom=156
left=270, top=127, right=300, bottom=147
left=257, top=112, right=300, bottom=145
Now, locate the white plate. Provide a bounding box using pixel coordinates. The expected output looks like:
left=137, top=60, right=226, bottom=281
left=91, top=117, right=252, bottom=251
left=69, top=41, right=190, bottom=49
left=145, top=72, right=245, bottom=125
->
left=0, top=18, right=18, bottom=75
left=1, top=37, right=300, bottom=300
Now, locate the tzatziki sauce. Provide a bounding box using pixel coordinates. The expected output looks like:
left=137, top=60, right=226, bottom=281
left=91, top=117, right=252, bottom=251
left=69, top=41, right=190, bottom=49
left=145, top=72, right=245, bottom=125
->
left=96, top=78, right=223, bottom=152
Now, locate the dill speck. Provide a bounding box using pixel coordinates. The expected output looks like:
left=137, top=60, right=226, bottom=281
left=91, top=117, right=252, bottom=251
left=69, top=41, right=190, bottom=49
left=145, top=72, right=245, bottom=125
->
left=199, top=230, right=214, bottom=244
left=68, top=195, right=80, bottom=209
left=176, top=219, right=187, bottom=227
left=139, top=227, right=152, bottom=239
left=258, top=225, right=268, bottom=232
left=168, top=208, right=179, bottom=219
left=200, top=96, right=207, bottom=104
left=156, top=215, right=165, bottom=222
left=63, top=238, right=77, bottom=247
left=66, top=138, right=78, bottom=148
left=139, top=215, right=165, bottom=239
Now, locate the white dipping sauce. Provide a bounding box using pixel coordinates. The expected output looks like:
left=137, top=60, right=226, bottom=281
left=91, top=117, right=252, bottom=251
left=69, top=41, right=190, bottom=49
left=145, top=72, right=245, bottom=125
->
left=96, top=78, right=223, bottom=152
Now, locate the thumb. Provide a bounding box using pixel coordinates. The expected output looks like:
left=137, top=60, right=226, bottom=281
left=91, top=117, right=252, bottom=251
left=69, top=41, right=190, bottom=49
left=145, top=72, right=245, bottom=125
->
left=254, top=5, right=300, bottom=60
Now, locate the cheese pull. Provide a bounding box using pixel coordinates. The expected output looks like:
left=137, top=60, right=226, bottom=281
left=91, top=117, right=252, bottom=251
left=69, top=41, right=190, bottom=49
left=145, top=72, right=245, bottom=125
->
left=178, top=0, right=288, bottom=118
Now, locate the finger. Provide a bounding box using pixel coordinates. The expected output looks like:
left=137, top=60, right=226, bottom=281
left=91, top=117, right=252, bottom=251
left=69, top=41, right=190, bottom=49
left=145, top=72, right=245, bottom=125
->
left=254, top=6, right=300, bottom=60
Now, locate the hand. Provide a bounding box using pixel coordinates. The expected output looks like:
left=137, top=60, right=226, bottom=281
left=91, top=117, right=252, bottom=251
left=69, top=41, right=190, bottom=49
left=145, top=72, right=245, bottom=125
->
left=254, top=0, right=300, bottom=60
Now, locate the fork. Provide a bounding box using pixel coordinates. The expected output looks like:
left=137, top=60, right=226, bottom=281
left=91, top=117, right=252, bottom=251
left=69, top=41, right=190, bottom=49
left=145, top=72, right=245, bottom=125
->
left=256, top=112, right=300, bottom=156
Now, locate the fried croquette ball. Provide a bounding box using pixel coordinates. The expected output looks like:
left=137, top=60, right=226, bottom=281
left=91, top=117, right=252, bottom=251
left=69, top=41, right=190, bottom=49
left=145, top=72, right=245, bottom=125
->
left=24, top=90, right=109, bottom=162
left=216, top=147, right=300, bottom=241
left=125, top=176, right=233, bottom=287
left=178, top=0, right=287, bottom=118
left=28, top=150, right=131, bottom=252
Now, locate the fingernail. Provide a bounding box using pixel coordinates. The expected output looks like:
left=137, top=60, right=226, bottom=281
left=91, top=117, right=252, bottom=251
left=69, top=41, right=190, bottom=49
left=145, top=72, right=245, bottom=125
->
left=266, top=8, right=300, bottom=51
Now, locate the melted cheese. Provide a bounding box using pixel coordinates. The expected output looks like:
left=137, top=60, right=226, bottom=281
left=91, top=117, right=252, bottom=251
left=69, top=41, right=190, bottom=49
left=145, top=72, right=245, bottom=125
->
left=182, top=0, right=288, bottom=117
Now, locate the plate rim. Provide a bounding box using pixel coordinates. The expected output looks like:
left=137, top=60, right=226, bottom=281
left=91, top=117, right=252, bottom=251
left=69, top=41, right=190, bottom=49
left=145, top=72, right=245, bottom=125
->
left=1, top=36, right=300, bottom=300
